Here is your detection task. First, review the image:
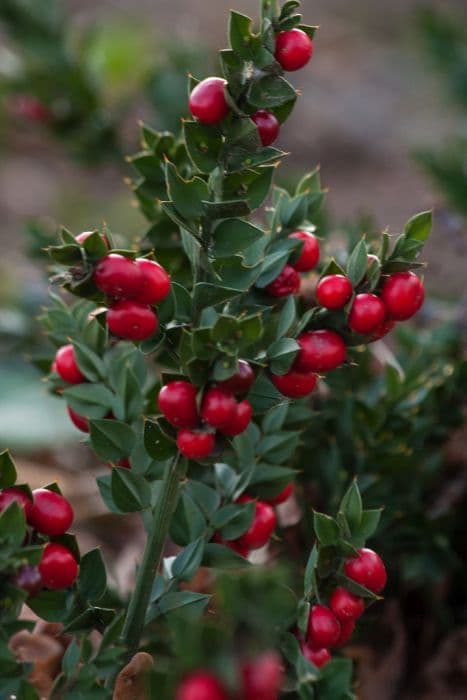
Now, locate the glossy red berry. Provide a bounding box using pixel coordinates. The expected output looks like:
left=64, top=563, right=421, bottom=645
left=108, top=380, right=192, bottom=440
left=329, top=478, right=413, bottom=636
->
left=11, top=565, right=43, bottom=597
left=271, top=370, right=317, bottom=399
left=93, top=254, right=143, bottom=298
left=307, top=605, right=341, bottom=650
left=158, top=381, right=199, bottom=429
left=329, top=587, right=365, bottom=621
left=344, top=548, right=387, bottom=593
left=67, top=406, right=89, bottom=433
left=301, top=644, right=331, bottom=668
left=265, top=265, right=301, bottom=297
left=275, top=29, right=313, bottom=71
left=348, top=294, right=386, bottom=335
left=241, top=650, right=284, bottom=700
left=236, top=498, right=277, bottom=550
left=177, top=429, right=215, bottom=460
left=30, top=489, right=73, bottom=537
left=134, top=258, right=171, bottom=305
left=335, top=618, right=355, bottom=647
left=55, top=345, right=85, bottom=384
left=251, top=110, right=280, bottom=146
left=0, top=488, right=33, bottom=521
left=216, top=360, right=255, bottom=395
left=175, top=671, right=228, bottom=700
left=219, top=400, right=252, bottom=436
left=107, top=301, right=158, bottom=341
left=369, top=319, right=396, bottom=343
left=289, top=231, right=320, bottom=272
left=316, top=275, right=353, bottom=310
left=294, top=330, right=346, bottom=373
left=201, top=388, right=237, bottom=429
left=189, top=77, right=229, bottom=125
left=266, top=482, right=294, bottom=507
left=381, top=271, right=425, bottom=321
left=39, top=543, right=78, bottom=590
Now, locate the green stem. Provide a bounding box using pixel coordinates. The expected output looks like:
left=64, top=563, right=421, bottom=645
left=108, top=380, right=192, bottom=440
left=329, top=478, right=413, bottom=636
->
left=120, top=454, right=185, bottom=656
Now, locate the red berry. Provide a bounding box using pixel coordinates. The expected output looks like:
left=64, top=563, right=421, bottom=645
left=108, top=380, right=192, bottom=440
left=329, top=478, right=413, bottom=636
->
left=175, top=671, right=228, bottom=700
left=275, top=29, right=313, bottom=71
left=67, top=406, right=89, bottom=433
left=117, top=458, right=131, bottom=469
left=271, top=370, right=317, bottom=399
left=307, top=605, right=341, bottom=650
left=251, top=110, right=280, bottom=146
left=294, top=330, right=346, bottom=373
left=75, top=231, right=109, bottom=248
left=93, top=254, right=143, bottom=298
left=219, top=400, right=252, bottom=436
left=301, top=644, right=331, bottom=668
left=289, top=231, right=320, bottom=272
left=241, top=651, right=284, bottom=700
left=55, top=345, right=85, bottom=384
left=348, top=294, right=386, bottom=335
left=265, top=265, right=301, bottom=297
left=189, top=77, right=229, bottom=125
left=335, top=618, right=355, bottom=647
left=12, top=565, right=43, bottom=597
left=216, top=360, right=255, bottom=395
left=344, top=548, right=387, bottom=593
left=158, top=381, right=199, bottom=429
left=39, top=543, right=78, bottom=590
left=316, top=275, right=353, bottom=310
left=368, top=319, right=396, bottom=343
left=212, top=533, right=250, bottom=558
left=381, top=271, right=425, bottom=321
left=107, top=300, right=158, bottom=341
left=134, top=258, right=171, bottom=305
left=177, top=429, right=215, bottom=460
left=236, top=498, right=277, bottom=551
left=266, top=482, right=294, bottom=506
left=12, top=95, right=50, bottom=123
left=30, top=489, right=73, bottom=537
left=201, top=388, right=237, bottom=429
left=329, top=588, right=365, bottom=621
left=0, top=488, right=33, bottom=521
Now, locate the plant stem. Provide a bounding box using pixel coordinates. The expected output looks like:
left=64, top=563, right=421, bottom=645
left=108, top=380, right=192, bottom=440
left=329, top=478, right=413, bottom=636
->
left=120, top=454, right=185, bottom=656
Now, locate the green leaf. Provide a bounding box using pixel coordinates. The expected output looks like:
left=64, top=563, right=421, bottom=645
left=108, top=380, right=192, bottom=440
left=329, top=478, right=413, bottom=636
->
left=158, top=591, right=210, bottom=617
left=81, top=231, right=109, bottom=260
left=346, top=238, right=368, bottom=286
left=0, top=450, right=17, bottom=489
left=262, top=404, right=289, bottom=433
left=202, top=543, right=250, bottom=568
left=170, top=491, right=206, bottom=546
left=276, top=296, right=297, bottom=339
left=90, top=419, right=136, bottom=463
left=248, top=372, right=284, bottom=414
left=62, top=638, right=81, bottom=677
left=356, top=509, right=382, bottom=541
left=214, top=502, right=255, bottom=540
left=172, top=538, right=205, bottom=582
left=64, top=607, right=115, bottom=634
left=63, top=384, right=114, bottom=419
left=183, top=121, right=223, bottom=173
left=313, top=512, right=340, bottom=546
left=186, top=481, right=221, bottom=518
left=78, top=549, right=107, bottom=602
left=223, top=167, right=275, bottom=210
left=229, top=11, right=261, bottom=58
left=267, top=337, right=300, bottom=375
left=165, top=161, right=209, bottom=220
left=249, top=75, right=297, bottom=109
left=304, top=544, right=318, bottom=599
left=339, top=481, right=362, bottom=533
left=404, top=210, right=432, bottom=242
left=72, top=341, right=105, bottom=382
left=27, top=590, right=69, bottom=622
left=48, top=244, right=82, bottom=265
left=0, top=502, right=25, bottom=549
left=214, top=463, right=240, bottom=499
left=212, top=219, right=265, bottom=258
left=111, top=468, right=150, bottom=512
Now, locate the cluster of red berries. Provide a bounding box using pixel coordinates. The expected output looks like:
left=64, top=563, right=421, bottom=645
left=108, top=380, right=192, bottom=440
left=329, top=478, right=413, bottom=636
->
left=266, top=230, right=320, bottom=300
left=158, top=361, right=256, bottom=460
left=176, top=650, right=284, bottom=700
left=188, top=27, right=313, bottom=145
left=0, top=487, right=79, bottom=593
left=301, top=548, right=387, bottom=668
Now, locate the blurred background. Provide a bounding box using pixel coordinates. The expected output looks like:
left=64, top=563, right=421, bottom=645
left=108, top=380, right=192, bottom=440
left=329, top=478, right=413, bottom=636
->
left=0, top=1, right=466, bottom=697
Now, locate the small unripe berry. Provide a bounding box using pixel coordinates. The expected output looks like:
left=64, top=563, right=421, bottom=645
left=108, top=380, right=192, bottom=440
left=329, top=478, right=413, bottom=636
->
left=67, top=406, right=89, bottom=433
left=307, top=605, right=341, bottom=650
left=39, top=543, right=78, bottom=590
left=271, top=370, right=317, bottom=399
left=348, top=294, right=386, bottom=335
left=241, top=650, right=284, bottom=700
left=329, top=587, right=365, bottom=621
left=275, top=29, right=313, bottom=71
left=201, top=388, right=237, bottom=429
left=216, top=360, right=255, bottom=395
left=236, top=497, right=277, bottom=550
left=301, top=643, right=331, bottom=668
left=0, top=488, right=33, bottom=521
left=177, top=429, right=215, bottom=460
left=189, top=77, right=229, bottom=124
left=344, top=547, right=387, bottom=593
left=316, top=275, right=353, bottom=310
left=381, top=271, right=425, bottom=321
left=219, top=400, right=252, bottom=436
left=107, top=300, right=158, bottom=341
left=134, top=258, right=171, bottom=305
left=30, top=489, right=73, bottom=537
left=251, top=110, right=280, bottom=146
left=266, top=482, right=294, bottom=506
left=289, top=231, right=320, bottom=272
left=175, top=671, right=228, bottom=700
left=158, top=381, right=199, bottom=429
left=265, top=265, right=301, bottom=297
left=55, top=345, right=85, bottom=384
left=294, top=330, right=346, bottom=373
left=93, top=254, right=143, bottom=298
